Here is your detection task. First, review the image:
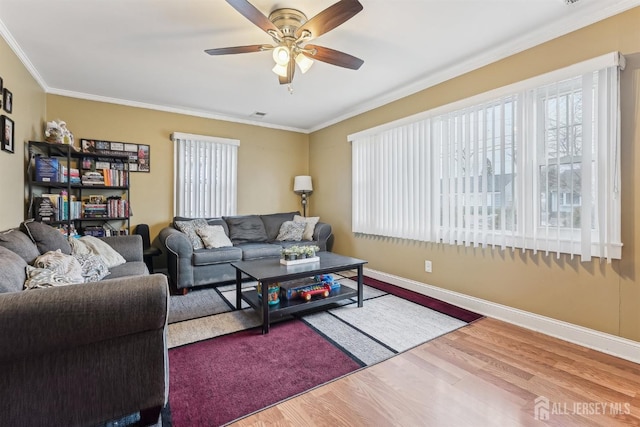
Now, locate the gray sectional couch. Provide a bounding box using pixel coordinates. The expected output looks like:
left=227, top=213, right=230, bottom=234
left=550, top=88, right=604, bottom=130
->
left=0, top=220, right=169, bottom=426
left=159, top=211, right=333, bottom=293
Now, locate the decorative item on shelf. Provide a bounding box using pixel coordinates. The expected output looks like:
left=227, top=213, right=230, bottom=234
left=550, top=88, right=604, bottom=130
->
left=44, top=119, right=74, bottom=146
left=293, top=175, right=313, bottom=217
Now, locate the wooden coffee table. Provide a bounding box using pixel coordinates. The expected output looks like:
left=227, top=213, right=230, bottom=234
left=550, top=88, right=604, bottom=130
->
left=232, top=252, right=367, bottom=334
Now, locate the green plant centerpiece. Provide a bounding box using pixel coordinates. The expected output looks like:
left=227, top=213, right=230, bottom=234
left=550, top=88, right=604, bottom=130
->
left=281, top=245, right=320, bottom=261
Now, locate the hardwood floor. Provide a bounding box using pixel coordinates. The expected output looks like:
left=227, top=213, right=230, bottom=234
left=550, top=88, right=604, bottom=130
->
left=230, top=317, right=640, bottom=426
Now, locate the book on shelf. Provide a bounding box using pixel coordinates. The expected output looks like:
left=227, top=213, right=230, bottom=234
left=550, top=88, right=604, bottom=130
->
left=33, top=196, right=56, bottom=222
left=59, top=165, right=80, bottom=184
left=83, top=224, right=129, bottom=237
left=34, top=156, right=59, bottom=182
left=38, top=193, right=81, bottom=221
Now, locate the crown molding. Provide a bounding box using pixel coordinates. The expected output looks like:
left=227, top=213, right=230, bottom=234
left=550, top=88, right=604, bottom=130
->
left=0, top=18, right=47, bottom=91
left=308, top=0, right=640, bottom=133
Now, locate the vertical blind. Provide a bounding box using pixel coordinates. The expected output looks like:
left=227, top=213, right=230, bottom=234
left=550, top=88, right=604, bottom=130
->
left=351, top=52, right=624, bottom=261
left=171, top=132, right=239, bottom=218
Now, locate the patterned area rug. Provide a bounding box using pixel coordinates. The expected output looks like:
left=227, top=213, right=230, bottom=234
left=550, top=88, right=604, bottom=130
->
left=160, top=274, right=482, bottom=426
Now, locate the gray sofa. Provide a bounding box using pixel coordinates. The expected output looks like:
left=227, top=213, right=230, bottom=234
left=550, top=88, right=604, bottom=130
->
left=0, top=221, right=169, bottom=426
left=159, top=211, right=333, bottom=293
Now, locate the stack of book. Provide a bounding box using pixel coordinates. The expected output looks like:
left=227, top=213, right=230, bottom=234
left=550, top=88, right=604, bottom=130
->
left=81, top=171, right=105, bottom=186
left=60, top=165, right=81, bottom=184
left=83, top=203, right=108, bottom=218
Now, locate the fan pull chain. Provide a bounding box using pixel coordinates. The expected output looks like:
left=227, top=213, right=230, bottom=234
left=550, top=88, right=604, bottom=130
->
left=288, top=84, right=294, bottom=95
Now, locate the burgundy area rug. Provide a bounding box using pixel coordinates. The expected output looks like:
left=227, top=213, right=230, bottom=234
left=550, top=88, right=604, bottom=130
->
left=352, top=275, right=484, bottom=323
left=168, top=319, right=361, bottom=426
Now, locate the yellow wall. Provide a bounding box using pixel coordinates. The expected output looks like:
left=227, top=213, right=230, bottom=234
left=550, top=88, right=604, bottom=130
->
left=45, top=96, right=309, bottom=243
left=309, top=7, right=640, bottom=342
left=0, top=36, right=46, bottom=230
left=3, top=7, right=640, bottom=343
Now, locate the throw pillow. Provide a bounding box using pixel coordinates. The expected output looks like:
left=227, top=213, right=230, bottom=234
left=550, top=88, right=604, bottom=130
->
left=223, top=215, right=269, bottom=244
left=196, top=225, right=233, bottom=249
left=0, top=245, right=27, bottom=293
left=69, top=236, right=127, bottom=268
left=174, top=218, right=208, bottom=250
left=276, top=221, right=306, bottom=242
left=260, top=212, right=297, bottom=241
left=0, top=228, right=40, bottom=264
left=24, top=265, right=85, bottom=289
left=31, top=250, right=84, bottom=284
left=20, top=220, right=72, bottom=255
left=74, top=253, right=110, bottom=282
left=294, top=215, right=320, bottom=241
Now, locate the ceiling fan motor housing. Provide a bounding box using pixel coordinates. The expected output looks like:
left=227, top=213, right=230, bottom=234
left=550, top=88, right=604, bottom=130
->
left=268, top=8, right=307, bottom=38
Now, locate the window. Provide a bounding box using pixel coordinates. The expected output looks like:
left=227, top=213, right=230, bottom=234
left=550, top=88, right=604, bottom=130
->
left=171, top=132, right=239, bottom=218
left=351, top=53, right=624, bottom=261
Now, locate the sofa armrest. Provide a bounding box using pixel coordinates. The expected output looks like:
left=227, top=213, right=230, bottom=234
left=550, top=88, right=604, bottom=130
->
left=100, top=235, right=144, bottom=262
left=159, top=226, right=193, bottom=257
left=0, top=274, right=169, bottom=363
left=313, top=222, right=333, bottom=252
left=159, top=226, right=194, bottom=289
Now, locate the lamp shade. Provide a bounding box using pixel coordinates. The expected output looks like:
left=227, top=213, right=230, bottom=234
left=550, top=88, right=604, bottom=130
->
left=293, top=175, right=313, bottom=193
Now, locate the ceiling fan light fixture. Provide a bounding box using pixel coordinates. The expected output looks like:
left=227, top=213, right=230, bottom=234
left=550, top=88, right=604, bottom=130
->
left=295, top=53, right=313, bottom=73
left=272, top=63, right=288, bottom=77
left=272, top=46, right=290, bottom=66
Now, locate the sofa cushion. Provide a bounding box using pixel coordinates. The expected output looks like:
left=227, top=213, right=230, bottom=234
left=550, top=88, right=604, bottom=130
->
left=192, top=246, right=243, bottom=266
left=276, top=221, right=305, bottom=241
left=0, top=228, right=40, bottom=264
left=224, top=215, right=268, bottom=244
left=206, top=218, right=229, bottom=236
left=236, top=243, right=283, bottom=260
left=294, top=215, right=320, bottom=241
left=196, top=225, right=233, bottom=249
left=20, top=221, right=72, bottom=255
left=107, top=261, right=149, bottom=279
left=0, top=246, right=27, bottom=293
left=174, top=218, right=209, bottom=250
left=260, top=212, right=298, bottom=241
left=69, top=236, right=127, bottom=268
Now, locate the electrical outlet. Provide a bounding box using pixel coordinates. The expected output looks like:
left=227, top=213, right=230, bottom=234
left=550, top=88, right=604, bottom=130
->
left=425, top=260, right=432, bottom=273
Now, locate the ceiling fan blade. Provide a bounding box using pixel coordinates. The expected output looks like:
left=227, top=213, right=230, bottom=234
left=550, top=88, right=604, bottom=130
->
left=226, top=0, right=282, bottom=37
left=304, top=45, right=364, bottom=70
left=279, top=59, right=296, bottom=85
left=295, top=0, right=363, bottom=40
left=205, top=45, right=270, bottom=55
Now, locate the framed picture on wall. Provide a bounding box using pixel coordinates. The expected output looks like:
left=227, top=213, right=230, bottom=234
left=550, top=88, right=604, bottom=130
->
left=0, top=77, right=3, bottom=110
left=3, top=88, right=12, bottom=114
left=1, top=115, right=15, bottom=154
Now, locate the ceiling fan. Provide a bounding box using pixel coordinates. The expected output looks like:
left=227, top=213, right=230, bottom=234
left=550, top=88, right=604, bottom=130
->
left=205, top=0, right=364, bottom=86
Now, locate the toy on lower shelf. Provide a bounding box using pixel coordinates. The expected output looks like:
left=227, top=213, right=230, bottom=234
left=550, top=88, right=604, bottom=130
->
left=315, top=274, right=341, bottom=292
left=299, top=284, right=332, bottom=301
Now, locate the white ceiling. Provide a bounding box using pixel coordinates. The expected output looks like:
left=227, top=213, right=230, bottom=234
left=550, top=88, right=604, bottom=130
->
left=1, top=0, right=638, bottom=133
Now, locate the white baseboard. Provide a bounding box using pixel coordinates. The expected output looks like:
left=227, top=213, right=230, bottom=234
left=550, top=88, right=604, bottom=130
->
left=364, top=268, right=640, bottom=364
